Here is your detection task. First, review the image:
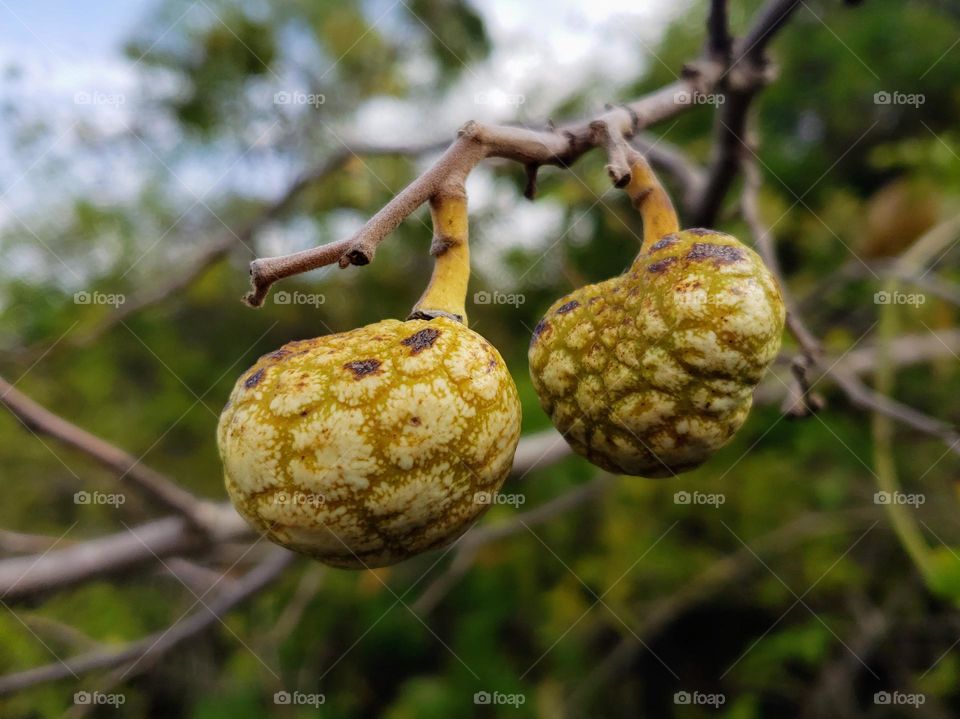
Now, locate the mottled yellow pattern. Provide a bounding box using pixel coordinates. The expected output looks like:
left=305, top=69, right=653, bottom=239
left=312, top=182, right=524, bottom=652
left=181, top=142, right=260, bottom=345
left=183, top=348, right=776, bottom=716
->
left=218, top=317, right=521, bottom=568
left=529, top=229, right=785, bottom=477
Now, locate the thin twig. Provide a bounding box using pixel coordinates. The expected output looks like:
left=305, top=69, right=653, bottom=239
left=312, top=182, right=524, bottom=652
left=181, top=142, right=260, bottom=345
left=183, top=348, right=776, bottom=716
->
left=691, top=0, right=804, bottom=226
left=0, top=375, right=214, bottom=528
left=39, top=141, right=445, bottom=355
left=741, top=154, right=960, bottom=453
left=0, top=548, right=294, bottom=696
left=245, top=0, right=816, bottom=306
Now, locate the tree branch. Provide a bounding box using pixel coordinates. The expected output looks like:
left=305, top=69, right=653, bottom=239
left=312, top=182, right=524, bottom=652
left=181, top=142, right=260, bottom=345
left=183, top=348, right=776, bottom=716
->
left=0, top=548, right=293, bottom=696
left=245, top=0, right=818, bottom=306
left=35, top=140, right=446, bottom=355
left=0, top=375, right=215, bottom=528
left=741, top=153, right=960, bottom=454
left=690, top=0, right=805, bottom=226
left=244, top=77, right=731, bottom=306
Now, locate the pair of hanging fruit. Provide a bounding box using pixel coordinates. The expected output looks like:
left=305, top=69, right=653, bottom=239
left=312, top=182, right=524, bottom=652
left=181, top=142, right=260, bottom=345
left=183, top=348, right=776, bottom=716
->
left=218, top=150, right=784, bottom=568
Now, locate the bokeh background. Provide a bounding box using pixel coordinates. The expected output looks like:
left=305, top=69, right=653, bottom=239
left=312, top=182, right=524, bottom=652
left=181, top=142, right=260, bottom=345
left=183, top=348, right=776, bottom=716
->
left=1, top=0, right=960, bottom=716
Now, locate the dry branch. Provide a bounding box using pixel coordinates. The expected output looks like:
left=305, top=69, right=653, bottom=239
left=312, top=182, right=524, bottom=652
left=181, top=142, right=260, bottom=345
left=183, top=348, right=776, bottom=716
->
left=741, top=153, right=960, bottom=455
left=245, top=0, right=811, bottom=306
left=0, top=375, right=213, bottom=528
left=0, top=548, right=293, bottom=696
left=49, top=140, right=446, bottom=352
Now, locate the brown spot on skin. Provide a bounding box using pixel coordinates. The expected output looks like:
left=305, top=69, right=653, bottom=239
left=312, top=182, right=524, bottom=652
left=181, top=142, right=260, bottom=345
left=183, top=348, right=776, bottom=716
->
left=687, top=228, right=720, bottom=237
left=650, top=234, right=679, bottom=252
left=344, top=359, right=382, bottom=378
left=531, top=318, right=551, bottom=342
left=410, top=416, right=421, bottom=426
left=244, top=369, right=265, bottom=389
left=556, top=300, right=580, bottom=315
left=648, top=257, right=678, bottom=273
left=266, top=347, right=309, bottom=363
left=401, top=328, right=441, bottom=354
left=687, top=243, right=744, bottom=264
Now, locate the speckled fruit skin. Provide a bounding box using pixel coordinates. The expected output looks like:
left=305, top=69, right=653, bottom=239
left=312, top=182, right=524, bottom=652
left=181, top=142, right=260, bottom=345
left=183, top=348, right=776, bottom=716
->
left=218, top=316, right=521, bottom=568
left=529, top=228, right=785, bottom=477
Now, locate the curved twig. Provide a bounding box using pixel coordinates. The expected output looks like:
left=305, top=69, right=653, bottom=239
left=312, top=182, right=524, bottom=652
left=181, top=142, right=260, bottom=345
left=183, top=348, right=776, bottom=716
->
left=0, top=548, right=293, bottom=696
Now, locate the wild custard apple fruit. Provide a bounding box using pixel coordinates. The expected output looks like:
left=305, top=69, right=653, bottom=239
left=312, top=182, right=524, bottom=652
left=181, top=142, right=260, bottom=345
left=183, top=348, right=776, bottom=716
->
left=529, top=228, right=785, bottom=477
left=218, top=316, right=521, bottom=568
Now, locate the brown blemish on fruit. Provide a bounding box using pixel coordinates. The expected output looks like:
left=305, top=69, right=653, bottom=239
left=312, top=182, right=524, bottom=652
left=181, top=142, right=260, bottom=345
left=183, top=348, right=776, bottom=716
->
left=687, top=243, right=744, bottom=264
left=401, top=327, right=441, bottom=354
left=244, top=369, right=265, bottom=389
left=650, top=234, right=679, bottom=252
left=344, top=359, right=382, bottom=378
left=531, top=318, right=551, bottom=342
left=556, top=300, right=580, bottom=315
left=648, top=257, right=678, bottom=273
left=687, top=228, right=719, bottom=237
left=410, top=416, right=421, bottom=425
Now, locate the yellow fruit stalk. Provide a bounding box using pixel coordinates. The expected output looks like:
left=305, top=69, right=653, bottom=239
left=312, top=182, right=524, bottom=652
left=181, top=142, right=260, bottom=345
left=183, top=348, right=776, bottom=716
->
left=219, top=189, right=521, bottom=568
left=529, top=153, right=785, bottom=477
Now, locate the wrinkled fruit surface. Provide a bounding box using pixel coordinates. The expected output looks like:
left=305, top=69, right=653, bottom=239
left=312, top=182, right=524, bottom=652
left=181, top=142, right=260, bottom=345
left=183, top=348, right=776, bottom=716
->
left=529, top=229, right=785, bottom=477
left=218, top=316, right=521, bottom=568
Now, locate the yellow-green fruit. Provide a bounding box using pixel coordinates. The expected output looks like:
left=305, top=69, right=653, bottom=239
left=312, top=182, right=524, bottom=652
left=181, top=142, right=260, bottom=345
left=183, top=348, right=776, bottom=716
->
left=529, top=229, right=785, bottom=477
left=218, top=316, right=521, bottom=568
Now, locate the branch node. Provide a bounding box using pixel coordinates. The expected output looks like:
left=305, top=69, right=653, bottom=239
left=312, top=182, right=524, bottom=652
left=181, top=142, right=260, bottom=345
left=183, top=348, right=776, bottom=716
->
left=457, top=120, right=483, bottom=142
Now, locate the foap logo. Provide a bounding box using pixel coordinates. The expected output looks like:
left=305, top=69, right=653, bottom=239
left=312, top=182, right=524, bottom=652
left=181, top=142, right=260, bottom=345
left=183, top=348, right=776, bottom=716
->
left=473, top=690, right=526, bottom=707
left=873, top=91, right=925, bottom=108
left=274, top=491, right=325, bottom=508
left=74, top=91, right=126, bottom=107
left=274, top=290, right=325, bottom=307
left=674, top=90, right=725, bottom=106
left=274, top=91, right=325, bottom=108
left=874, top=491, right=925, bottom=507
left=674, top=490, right=725, bottom=508
left=274, top=691, right=326, bottom=707
left=474, top=491, right=525, bottom=508
left=874, top=691, right=926, bottom=708
left=874, top=290, right=925, bottom=307
left=674, top=690, right=726, bottom=707
left=74, top=691, right=126, bottom=707
left=74, top=490, right=126, bottom=508
left=474, top=90, right=525, bottom=107
left=473, top=290, right=525, bottom=307
left=74, top=291, right=125, bottom=308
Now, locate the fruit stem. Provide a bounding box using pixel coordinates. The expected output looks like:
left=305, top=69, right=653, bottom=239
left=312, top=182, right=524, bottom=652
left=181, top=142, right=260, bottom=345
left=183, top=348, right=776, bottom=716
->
left=624, top=154, right=680, bottom=253
left=409, top=189, right=470, bottom=324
